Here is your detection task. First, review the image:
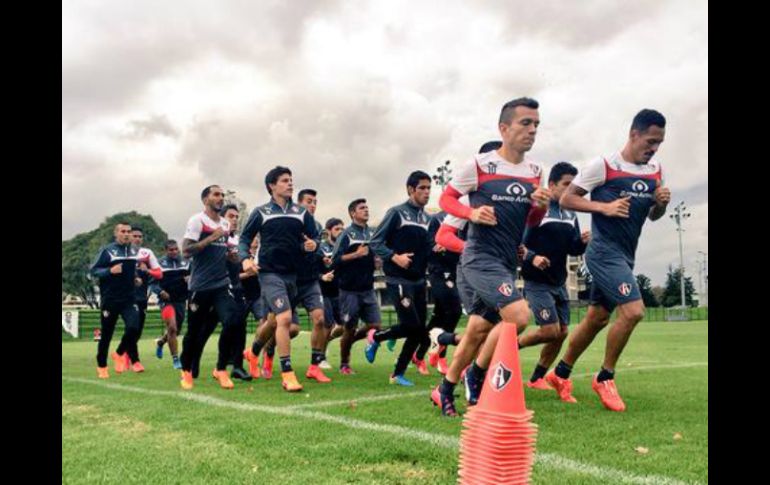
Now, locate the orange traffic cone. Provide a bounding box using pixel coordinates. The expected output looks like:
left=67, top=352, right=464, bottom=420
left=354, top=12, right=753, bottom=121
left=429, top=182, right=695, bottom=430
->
left=457, top=322, right=538, bottom=484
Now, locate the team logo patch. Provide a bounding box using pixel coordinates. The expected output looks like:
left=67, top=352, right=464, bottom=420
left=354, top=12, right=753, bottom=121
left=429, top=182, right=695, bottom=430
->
left=505, top=182, right=527, bottom=197
left=342, top=313, right=350, bottom=323
left=632, top=180, right=650, bottom=193
left=498, top=282, right=513, bottom=297
left=189, top=303, right=198, bottom=312
left=401, top=297, right=411, bottom=308
left=274, top=298, right=285, bottom=309
left=490, top=362, right=513, bottom=392
left=540, top=309, right=551, bottom=320
left=486, top=162, right=497, bottom=174
left=619, top=282, right=632, bottom=296
left=102, top=310, right=110, bottom=318
left=291, top=206, right=299, bottom=213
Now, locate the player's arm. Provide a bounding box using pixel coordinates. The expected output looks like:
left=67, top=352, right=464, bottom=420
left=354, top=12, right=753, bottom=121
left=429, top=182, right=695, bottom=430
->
left=301, top=212, right=319, bottom=252
left=182, top=216, right=225, bottom=258
left=89, top=247, right=113, bottom=278
left=332, top=230, right=354, bottom=264
left=568, top=217, right=590, bottom=256
left=648, top=176, right=670, bottom=221
left=560, top=159, right=631, bottom=217
left=238, top=209, right=263, bottom=272
left=369, top=208, right=399, bottom=263
left=143, top=249, right=163, bottom=279
left=435, top=223, right=465, bottom=253
left=440, top=159, right=499, bottom=225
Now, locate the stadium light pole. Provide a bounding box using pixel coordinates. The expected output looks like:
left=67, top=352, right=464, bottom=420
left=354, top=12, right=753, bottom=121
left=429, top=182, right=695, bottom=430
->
left=698, top=250, right=708, bottom=306
left=670, top=201, right=691, bottom=308
left=432, top=160, right=452, bottom=191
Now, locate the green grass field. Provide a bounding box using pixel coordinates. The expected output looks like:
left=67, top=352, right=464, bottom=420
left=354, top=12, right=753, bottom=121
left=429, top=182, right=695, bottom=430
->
left=62, top=320, right=708, bottom=484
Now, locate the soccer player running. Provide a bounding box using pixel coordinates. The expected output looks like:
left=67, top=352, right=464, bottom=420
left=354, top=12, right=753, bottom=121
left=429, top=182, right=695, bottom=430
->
left=426, top=142, right=502, bottom=364
left=432, top=98, right=550, bottom=416
left=546, top=109, right=670, bottom=412
left=516, top=162, right=590, bottom=391
left=364, top=171, right=433, bottom=387
left=219, top=204, right=253, bottom=382
left=179, top=185, right=241, bottom=390
left=319, top=217, right=346, bottom=369
left=151, top=239, right=190, bottom=370
left=294, top=188, right=332, bottom=383
left=331, top=199, right=383, bottom=375
left=90, top=222, right=143, bottom=379
left=240, top=166, right=320, bottom=392
left=416, top=209, right=464, bottom=376
left=126, top=227, right=162, bottom=372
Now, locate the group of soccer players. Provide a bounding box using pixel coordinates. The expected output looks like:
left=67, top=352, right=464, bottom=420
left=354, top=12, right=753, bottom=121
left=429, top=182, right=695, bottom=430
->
left=90, top=97, right=671, bottom=415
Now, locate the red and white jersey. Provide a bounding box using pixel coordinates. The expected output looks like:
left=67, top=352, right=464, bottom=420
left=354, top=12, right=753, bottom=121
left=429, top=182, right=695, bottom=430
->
left=449, top=150, right=543, bottom=269
left=183, top=212, right=231, bottom=292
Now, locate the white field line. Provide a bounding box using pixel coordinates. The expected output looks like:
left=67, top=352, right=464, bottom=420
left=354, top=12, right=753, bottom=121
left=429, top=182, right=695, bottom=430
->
left=290, top=362, right=708, bottom=410
left=62, top=376, right=704, bottom=485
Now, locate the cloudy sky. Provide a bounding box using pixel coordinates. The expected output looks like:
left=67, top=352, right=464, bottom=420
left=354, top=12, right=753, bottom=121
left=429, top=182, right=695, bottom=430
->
left=62, top=0, right=708, bottom=287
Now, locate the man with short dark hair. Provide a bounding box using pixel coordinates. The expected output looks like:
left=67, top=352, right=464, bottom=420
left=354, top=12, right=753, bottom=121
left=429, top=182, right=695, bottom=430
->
left=365, top=171, right=433, bottom=386
left=90, top=223, right=142, bottom=379
left=516, top=162, right=590, bottom=391
left=431, top=98, right=550, bottom=416
left=126, top=226, right=162, bottom=372
left=295, top=188, right=332, bottom=383
left=548, top=109, right=670, bottom=412
left=318, top=217, right=345, bottom=369
left=151, top=239, right=190, bottom=370
left=240, top=167, right=320, bottom=392
left=179, top=185, right=240, bottom=390
left=219, top=204, right=253, bottom=382
left=331, top=198, right=383, bottom=375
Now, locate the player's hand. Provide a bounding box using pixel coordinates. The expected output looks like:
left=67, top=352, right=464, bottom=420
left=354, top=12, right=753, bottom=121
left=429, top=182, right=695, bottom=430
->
left=392, top=252, right=414, bottom=269
left=602, top=197, right=631, bottom=218
left=160, top=290, right=170, bottom=301
left=208, top=227, right=227, bottom=242
left=581, top=231, right=591, bottom=244
left=531, top=187, right=551, bottom=208
left=242, top=258, right=258, bottom=274
left=321, top=270, right=335, bottom=282
left=470, top=206, right=497, bottom=226
left=654, top=186, right=671, bottom=206
left=533, top=255, right=551, bottom=270
left=303, top=235, right=317, bottom=252
left=355, top=244, right=370, bottom=258
left=110, top=264, right=123, bottom=275
left=432, top=244, right=446, bottom=253
left=138, top=262, right=148, bottom=272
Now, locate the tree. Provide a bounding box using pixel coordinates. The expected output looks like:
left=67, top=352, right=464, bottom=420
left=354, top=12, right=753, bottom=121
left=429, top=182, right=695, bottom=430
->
left=635, top=274, right=659, bottom=307
left=651, top=286, right=665, bottom=305
left=661, top=264, right=697, bottom=307
left=62, top=212, right=168, bottom=308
